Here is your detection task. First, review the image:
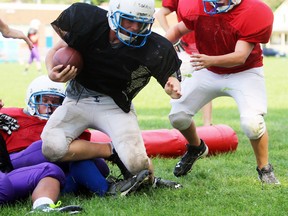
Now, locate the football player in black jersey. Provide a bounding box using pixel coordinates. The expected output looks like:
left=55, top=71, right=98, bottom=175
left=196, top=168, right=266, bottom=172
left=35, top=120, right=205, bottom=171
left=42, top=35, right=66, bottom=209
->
left=42, top=0, right=182, bottom=193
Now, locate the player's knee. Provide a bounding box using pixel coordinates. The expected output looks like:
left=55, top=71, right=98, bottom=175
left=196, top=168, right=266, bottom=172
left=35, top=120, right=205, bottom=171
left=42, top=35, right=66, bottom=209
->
left=240, top=115, right=266, bottom=140
left=126, top=156, right=149, bottom=175
left=169, top=111, right=192, bottom=130
left=41, top=163, right=66, bottom=186
left=41, top=128, right=69, bottom=162
left=125, top=157, right=149, bottom=175
left=116, top=134, right=149, bottom=175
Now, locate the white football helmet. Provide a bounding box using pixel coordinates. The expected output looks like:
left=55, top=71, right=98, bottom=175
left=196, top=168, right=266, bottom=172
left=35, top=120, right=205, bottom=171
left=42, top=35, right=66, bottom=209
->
left=25, top=75, right=65, bottom=119
left=203, top=0, right=241, bottom=15
left=107, top=0, right=155, bottom=48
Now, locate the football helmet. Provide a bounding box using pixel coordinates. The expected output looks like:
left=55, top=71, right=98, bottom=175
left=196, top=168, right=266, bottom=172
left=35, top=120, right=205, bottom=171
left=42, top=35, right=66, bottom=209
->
left=203, top=0, right=241, bottom=15
left=25, top=75, right=65, bottom=119
left=107, top=0, right=155, bottom=48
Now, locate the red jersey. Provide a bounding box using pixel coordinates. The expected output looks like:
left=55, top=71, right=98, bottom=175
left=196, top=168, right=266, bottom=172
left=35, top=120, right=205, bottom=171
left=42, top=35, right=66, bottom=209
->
left=0, top=108, right=46, bottom=153
left=162, top=0, right=198, bottom=54
left=0, top=108, right=91, bottom=153
left=27, top=28, right=39, bottom=46
left=178, top=0, right=273, bottom=74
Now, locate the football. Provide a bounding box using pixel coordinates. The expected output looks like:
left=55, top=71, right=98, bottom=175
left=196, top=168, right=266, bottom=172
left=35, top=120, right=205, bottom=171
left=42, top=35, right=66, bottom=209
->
left=52, top=47, right=83, bottom=73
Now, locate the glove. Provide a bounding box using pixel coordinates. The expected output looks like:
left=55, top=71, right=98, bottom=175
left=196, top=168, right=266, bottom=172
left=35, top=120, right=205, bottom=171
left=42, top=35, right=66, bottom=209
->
left=0, top=113, right=20, bottom=135
left=173, top=40, right=187, bottom=53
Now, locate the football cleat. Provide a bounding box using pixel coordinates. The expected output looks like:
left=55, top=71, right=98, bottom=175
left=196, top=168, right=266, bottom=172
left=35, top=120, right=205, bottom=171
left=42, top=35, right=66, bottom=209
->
left=256, top=163, right=280, bottom=185
left=152, top=177, right=183, bottom=189
left=174, top=139, right=208, bottom=177
left=27, top=201, right=83, bottom=215
left=107, top=169, right=150, bottom=196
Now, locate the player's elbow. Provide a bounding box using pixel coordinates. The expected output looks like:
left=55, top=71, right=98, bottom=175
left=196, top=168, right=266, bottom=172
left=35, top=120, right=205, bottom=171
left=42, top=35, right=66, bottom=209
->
left=229, top=54, right=248, bottom=67
left=238, top=55, right=248, bottom=65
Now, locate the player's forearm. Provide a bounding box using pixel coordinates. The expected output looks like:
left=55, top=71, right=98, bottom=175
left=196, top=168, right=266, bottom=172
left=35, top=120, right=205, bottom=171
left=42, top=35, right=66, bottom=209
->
left=154, top=7, right=172, bottom=32
left=165, top=25, right=182, bottom=44
left=165, top=21, right=190, bottom=44
left=208, top=52, right=249, bottom=68
left=0, top=19, right=8, bottom=35
left=203, top=41, right=254, bottom=68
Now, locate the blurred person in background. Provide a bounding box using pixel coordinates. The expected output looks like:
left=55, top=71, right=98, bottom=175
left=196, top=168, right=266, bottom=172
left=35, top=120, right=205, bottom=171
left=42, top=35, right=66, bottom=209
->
left=24, top=19, right=42, bottom=74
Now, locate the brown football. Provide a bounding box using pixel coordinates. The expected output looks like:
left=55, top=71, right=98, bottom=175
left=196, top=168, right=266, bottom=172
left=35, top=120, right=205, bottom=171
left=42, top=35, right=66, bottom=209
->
left=52, top=47, right=83, bottom=73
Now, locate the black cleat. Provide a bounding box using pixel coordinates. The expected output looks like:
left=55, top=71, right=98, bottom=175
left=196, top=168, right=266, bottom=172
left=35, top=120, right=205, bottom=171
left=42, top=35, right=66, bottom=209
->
left=107, top=169, right=150, bottom=196
left=174, top=139, right=208, bottom=177
left=152, top=177, right=182, bottom=189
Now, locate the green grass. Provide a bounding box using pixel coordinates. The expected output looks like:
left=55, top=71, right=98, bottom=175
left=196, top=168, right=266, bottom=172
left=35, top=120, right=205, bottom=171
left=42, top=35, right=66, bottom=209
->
left=0, top=57, right=288, bottom=215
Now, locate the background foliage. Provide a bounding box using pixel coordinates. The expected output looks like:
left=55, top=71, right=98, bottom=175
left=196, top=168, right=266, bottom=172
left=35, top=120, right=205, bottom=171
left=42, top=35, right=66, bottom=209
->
left=1, top=0, right=286, bottom=11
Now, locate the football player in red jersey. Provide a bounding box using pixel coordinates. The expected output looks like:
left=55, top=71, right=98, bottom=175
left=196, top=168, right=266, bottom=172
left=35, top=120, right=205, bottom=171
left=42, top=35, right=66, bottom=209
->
left=0, top=75, right=66, bottom=153
left=0, top=76, right=84, bottom=213
left=0, top=75, right=110, bottom=192
left=165, top=0, right=279, bottom=184
left=155, top=0, right=213, bottom=127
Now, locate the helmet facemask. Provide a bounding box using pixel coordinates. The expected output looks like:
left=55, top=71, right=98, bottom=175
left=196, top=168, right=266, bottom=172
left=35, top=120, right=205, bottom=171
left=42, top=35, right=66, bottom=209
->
left=28, top=92, right=65, bottom=120
left=108, top=0, right=155, bottom=48
left=203, top=0, right=241, bottom=15
left=110, top=11, right=154, bottom=48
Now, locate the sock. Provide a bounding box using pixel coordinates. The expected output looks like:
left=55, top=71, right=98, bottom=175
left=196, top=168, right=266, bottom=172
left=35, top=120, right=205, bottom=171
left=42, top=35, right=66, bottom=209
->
left=33, top=197, right=54, bottom=209
left=69, top=160, right=109, bottom=196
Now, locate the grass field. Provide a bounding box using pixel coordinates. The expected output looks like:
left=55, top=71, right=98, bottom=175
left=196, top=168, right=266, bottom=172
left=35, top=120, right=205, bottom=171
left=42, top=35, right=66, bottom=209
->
left=0, top=57, right=288, bottom=215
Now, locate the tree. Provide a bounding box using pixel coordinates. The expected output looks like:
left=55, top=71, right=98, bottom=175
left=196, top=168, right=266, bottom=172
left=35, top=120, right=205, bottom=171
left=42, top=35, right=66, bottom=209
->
left=2, top=0, right=286, bottom=11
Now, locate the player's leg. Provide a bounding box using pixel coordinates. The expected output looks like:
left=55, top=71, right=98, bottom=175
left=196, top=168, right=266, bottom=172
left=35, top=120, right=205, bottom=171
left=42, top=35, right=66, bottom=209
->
left=201, top=101, right=213, bottom=126
left=169, top=69, right=219, bottom=177
left=66, top=160, right=109, bottom=196
left=10, top=140, right=47, bottom=169
left=0, top=171, right=15, bottom=204
left=34, top=46, right=42, bottom=73
left=178, top=51, right=213, bottom=126
left=96, top=102, right=150, bottom=175
left=41, top=97, right=112, bottom=162
left=24, top=50, right=34, bottom=73
left=7, top=163, right=65, bottom=201
left=227, top=67, right=279, bottom=184
left=14, top=162, right=83, bottom=213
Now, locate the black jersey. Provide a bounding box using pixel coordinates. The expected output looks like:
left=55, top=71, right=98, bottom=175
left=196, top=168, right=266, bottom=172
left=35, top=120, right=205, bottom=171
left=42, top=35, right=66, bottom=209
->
left=51, top=3, right=181, bottom=113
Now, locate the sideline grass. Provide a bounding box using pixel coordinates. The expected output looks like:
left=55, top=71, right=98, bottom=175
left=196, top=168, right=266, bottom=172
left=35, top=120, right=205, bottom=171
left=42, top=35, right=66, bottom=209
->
left=0, top=57, right=287, bottom=215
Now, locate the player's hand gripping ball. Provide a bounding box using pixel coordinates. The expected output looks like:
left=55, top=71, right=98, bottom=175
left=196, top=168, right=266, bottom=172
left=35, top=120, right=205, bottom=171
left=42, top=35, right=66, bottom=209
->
left=52, top=47, right=83, bottom=74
